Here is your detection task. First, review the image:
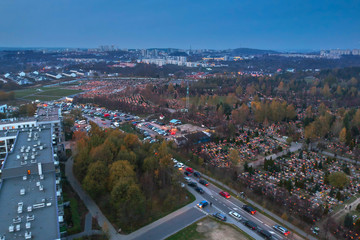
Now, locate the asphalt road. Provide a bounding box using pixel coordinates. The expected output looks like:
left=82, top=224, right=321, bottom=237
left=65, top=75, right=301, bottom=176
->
left=185, top=172, right=303, bottom=240
left=130, top=207, right=205, bottom=240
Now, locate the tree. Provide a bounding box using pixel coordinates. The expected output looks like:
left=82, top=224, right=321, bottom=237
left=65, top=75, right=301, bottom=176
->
left=167, top=83, right=175, bottom=94
left=344, top=213, right=353, bottom=229
left=235, top=86, right=243, bottom=96
left=108, top=160, right=136, bottom=190
left=322, top=83, right=331, bottom=98
left=229, top=149, right=240, bottom=166
left=353, top=109, right=360, bottom=128
left=278, top=81, right=284, bottom=91
left=286, top=104, right=297, bottom=120
left=328, top=172, right=349, bottom=189
left=83, top=161, right=109, bottom=198
left=339, top=127, right=347, bottom=143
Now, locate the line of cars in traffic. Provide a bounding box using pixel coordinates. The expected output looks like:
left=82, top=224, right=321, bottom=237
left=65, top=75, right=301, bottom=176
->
left=173, top=158, right=291, bottom=240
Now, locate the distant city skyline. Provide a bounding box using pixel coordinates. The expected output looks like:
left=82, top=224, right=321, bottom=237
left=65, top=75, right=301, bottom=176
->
left=0, top=0, right=359, bottom=50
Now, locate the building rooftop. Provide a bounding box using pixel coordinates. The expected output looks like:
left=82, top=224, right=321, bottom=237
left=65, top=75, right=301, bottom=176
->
left=0, top=125, right=60, bottom=240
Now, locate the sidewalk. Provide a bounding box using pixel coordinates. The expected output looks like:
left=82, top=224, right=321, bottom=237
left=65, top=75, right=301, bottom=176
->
left=202, top=174, right=317, bottom=240
left=67, top=212, right=103, bottom=240
left=65, top=157, right=204, bottom=240
left=65, top=157, right=120, bottom=239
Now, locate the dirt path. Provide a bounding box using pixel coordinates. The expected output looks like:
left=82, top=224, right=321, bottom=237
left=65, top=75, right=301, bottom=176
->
left=196, top=218, right=248, bottom=240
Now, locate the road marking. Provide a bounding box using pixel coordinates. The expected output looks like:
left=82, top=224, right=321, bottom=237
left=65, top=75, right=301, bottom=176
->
left=194, top=206, right=208, bottom=215
left=233, top=208, right=238, bottom=210
left=213, top=205, right=226, bottom=215
left=265, top=224, right=269, bottom=227
left=252, top=216, right=263, bottom=223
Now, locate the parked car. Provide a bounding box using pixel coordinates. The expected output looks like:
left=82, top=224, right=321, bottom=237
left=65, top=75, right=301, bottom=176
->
left=195, top=187, right=204, bottom=194
left=184, top=171, right=191, bottom=176
left=188, top=182, right=197, bottom=187
left=193, top=171, right=201, bottom=178
left=273, top=225, right=290, bottom=236
left=213, top=212, right=227, bottom=221
left=242, top=205, right=256, bottom=215
left=259, top=229, right=273, bottom=239
left=197, top=200, right=208, bottom=208
left=219, top=191, right=230, bottom=199
left=185, top=167, right=194, bottom=173
left=245, top=220, right=257, bottom=230
left=199, top=179, right=209, bottom=186
left=228, top=211, right=242, bottom=221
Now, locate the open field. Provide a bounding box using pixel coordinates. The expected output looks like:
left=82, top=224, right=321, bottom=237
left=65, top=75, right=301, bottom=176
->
left=166, top=217, right=253, bottom=240
left=14, top=86, right=83, bottom=101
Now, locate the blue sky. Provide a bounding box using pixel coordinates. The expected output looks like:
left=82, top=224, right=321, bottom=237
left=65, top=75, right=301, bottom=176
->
left=0, top=0, right=359, bottom=50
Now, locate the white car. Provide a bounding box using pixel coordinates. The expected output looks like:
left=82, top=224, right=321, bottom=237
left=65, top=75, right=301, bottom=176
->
left=184, top=177, right=191, bottom=183
left=178, top=163, right=184, bottom=168
left=229, top=211, right=242, bottom=221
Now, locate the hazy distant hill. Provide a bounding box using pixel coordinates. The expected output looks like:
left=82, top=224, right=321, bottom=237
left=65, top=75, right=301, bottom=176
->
left=231, top=48, right=279, bottom=55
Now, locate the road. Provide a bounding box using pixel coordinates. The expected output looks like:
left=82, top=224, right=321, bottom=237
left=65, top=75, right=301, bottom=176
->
left=184, top=172, right=300, bottom=240
left=250, top=141, right=303, bottom=167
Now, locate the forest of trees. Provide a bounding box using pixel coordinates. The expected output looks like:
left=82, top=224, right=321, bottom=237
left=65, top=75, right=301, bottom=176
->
left=73, top=123, right=192, bottom=233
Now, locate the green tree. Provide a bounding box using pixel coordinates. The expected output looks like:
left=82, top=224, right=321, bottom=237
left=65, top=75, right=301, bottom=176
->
left=229, top=149, right=240, bottom=166
left=344, top=213, right=353, bottom=229
left=329, top=172, right=349, bottom=189
left=83, top=161, right=109, bottom=198
left=339, top=127, right=347, bottom=143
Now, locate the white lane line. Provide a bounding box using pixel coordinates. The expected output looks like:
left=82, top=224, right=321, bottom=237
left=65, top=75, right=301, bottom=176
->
left=193, top=206, right=208, bottom=215
left=252, top=216, right=263, bottom=224
left=213, top=205, right=226, bottom=215
left=265, top=224, right=270, bottom=227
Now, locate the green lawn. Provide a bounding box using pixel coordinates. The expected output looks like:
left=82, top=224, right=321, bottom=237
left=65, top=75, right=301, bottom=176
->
left=14, top=86, right=83, bottom=101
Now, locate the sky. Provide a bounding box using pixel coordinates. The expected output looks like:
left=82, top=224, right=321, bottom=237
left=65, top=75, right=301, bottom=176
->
left=0, top=0, right=359, bottom=51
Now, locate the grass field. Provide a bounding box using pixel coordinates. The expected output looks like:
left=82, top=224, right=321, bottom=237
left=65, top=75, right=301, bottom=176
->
left=14, top=86, right=83, bottom=101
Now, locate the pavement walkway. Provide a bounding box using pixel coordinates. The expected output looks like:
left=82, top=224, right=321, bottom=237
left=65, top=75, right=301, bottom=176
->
left=67, top=212, right=103, bottom=240
left=65, top=157, right=206, bottom=240
left=65, top=157, right=119, bottom=239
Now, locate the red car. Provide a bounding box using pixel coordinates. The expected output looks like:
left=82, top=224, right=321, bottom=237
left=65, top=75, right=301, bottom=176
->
left=185, top=167, right=194, bottom=173
left=219, top=191, right=230, bottom=199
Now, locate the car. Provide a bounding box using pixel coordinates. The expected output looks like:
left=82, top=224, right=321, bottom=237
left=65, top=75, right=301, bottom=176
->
left=180, top=183, right=185, bottom=188
left=193, top=171, right=201, bottom=178
left=197, top=200, right=208, bottom=208
left=185, top=167, right=194, bottom=173
left=184, top=177, right=191, bottom=182
left=219, top=191, right=230, bottom=199
left=229, top=211, right=242, bottom=221
left=259, top=229, right=273, bottom=239
left=213, top=212, right=227, bottom=221
left=184, top=171, right=191, bottom=176
left=188, top=182, right=197, bottom=187
left=273, top=225, right=290, bottom=236
left=199, top=179, right=209, bottom=186
left=245, top=220, right=257, bottom=230
left=242, top=205, right=256, bottom=215
left=195, top=187, right=204, bottom=194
